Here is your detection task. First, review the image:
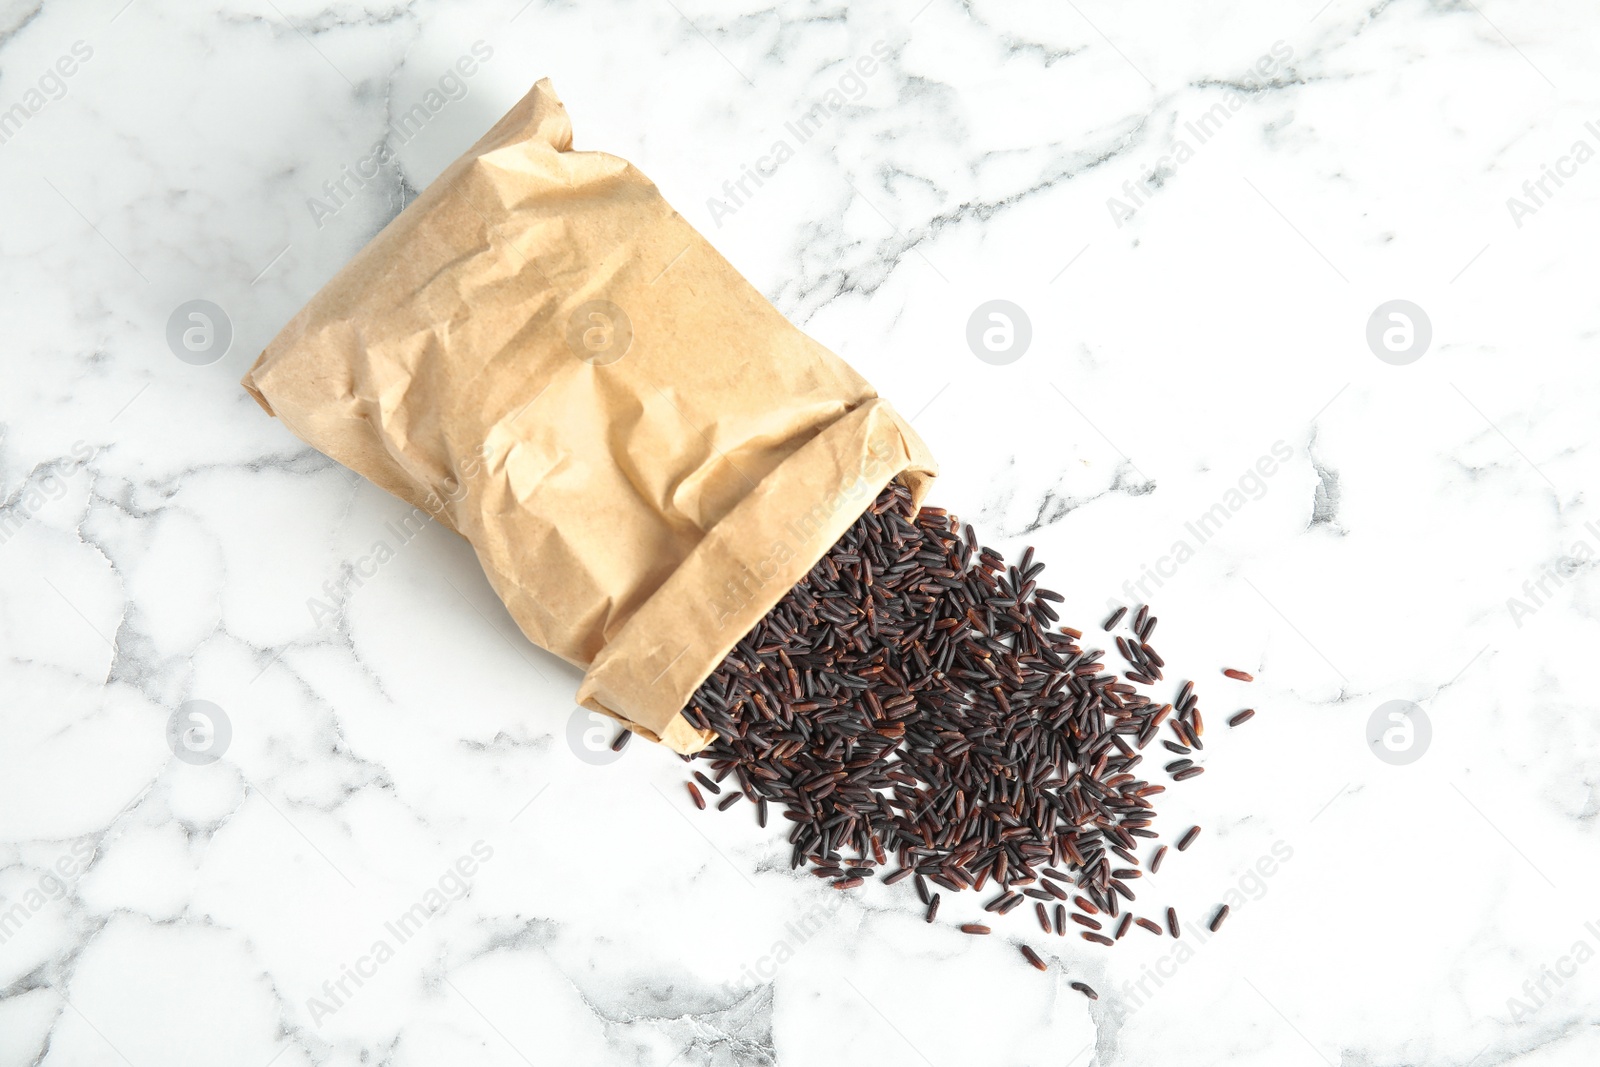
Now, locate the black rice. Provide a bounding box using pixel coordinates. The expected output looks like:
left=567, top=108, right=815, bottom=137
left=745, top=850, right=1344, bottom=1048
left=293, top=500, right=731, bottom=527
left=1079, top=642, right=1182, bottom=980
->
left=677, top=483, right=1244, bottom=958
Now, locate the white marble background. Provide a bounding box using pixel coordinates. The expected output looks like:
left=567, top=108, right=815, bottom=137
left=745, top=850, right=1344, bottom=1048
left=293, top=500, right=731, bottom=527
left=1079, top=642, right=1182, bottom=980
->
left=3, top=0, right=1599, bottom=1063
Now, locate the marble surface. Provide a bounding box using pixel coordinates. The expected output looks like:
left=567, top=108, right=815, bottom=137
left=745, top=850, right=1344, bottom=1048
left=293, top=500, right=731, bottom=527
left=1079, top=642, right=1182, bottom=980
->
left=3, top=0, right=1599, bottom=1063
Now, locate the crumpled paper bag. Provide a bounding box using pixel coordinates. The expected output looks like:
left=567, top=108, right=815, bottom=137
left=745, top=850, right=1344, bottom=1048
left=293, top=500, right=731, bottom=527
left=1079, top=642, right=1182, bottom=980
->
left=243, top=78, right=936, bottom=753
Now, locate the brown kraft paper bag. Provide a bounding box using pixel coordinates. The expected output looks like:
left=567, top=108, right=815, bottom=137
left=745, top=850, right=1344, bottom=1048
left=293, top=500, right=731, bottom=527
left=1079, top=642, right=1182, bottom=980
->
left=243, top=78, right=937, bottom=754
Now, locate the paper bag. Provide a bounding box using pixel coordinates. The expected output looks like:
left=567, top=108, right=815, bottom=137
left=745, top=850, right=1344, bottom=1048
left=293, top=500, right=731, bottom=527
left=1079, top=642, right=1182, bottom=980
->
left=243, top=78, right=937, bottom=753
